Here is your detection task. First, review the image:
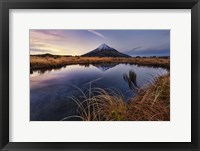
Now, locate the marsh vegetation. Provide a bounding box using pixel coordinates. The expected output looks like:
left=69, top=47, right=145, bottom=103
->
left=30, top=55, right=170, bottom=73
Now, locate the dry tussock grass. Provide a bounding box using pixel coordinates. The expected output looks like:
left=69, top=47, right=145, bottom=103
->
left=30, top=56, right=170, bottom=72
left=127, top=74, right=170, bottom=121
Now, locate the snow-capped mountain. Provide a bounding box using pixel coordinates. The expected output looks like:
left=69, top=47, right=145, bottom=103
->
left=95, top=43, right=115, bottom=51
left=82, top=43, right=131, bottom=57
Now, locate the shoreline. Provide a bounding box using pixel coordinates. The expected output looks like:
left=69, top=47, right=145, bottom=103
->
left=30, top=56, right=170, bottom=72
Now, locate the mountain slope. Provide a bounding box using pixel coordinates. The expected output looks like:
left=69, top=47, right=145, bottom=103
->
left=82, top=44, right=131, bottom=57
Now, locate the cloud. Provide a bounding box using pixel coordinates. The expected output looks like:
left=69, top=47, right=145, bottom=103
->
left=30, top=30, right=66, bottom=40
left=128, top=46, right=142, bottom=52
left=126, top=43, right=169, bottom=53
left=88, top=30, right=105, bottom=39
left=125, top=44, right=170, bottom=57
left=30, top=47, right=72, bottom=55
left=30, top=43, right=46, bottom=48
left=30, top=48, right=55, bottom=54
left=127, top=48, right=169, bottom=57
left=38, top=30, right=65, bottom=39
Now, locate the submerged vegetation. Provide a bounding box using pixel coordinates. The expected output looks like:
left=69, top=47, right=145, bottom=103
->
left=123, top=70, right=139, bottom=90
left=30, top=55, right=170, bottom=73
left=61, top=72, right=170, bottom=121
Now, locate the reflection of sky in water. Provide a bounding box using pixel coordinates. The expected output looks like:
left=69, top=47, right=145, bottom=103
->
left=30, top=64, right=168, bottom=121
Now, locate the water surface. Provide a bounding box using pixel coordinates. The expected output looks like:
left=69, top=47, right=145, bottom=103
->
left=30, top=64, right=168, bottom=121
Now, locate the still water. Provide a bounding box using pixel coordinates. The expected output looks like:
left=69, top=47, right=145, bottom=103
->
left=30, top=64, right=168, bottom=121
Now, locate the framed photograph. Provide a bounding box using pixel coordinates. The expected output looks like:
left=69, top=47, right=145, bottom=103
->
left=0, top=0, right=199, bottom=150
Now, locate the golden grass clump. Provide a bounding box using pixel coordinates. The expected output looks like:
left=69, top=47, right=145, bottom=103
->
left=91, top=88, right=127, bottom=121
left=127, top=74, right=170, bottom=121
left=64, top=87, right=128, bottom=121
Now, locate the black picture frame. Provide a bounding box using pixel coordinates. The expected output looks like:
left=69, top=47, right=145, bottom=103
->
left=0, top=0, right=199, bottom=150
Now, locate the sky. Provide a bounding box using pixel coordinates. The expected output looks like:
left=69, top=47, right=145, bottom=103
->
left=30, top=30, right=170, bottom=57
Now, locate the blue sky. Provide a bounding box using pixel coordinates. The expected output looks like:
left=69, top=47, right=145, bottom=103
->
left=30, top=30, right=170, bottom=56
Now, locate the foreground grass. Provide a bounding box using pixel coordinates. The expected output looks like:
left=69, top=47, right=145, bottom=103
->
left=62, top=74, right=170, bottom=121
left=127, top=74, right=170, bottom=121
left=30, top=55, right=170, bottom=72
